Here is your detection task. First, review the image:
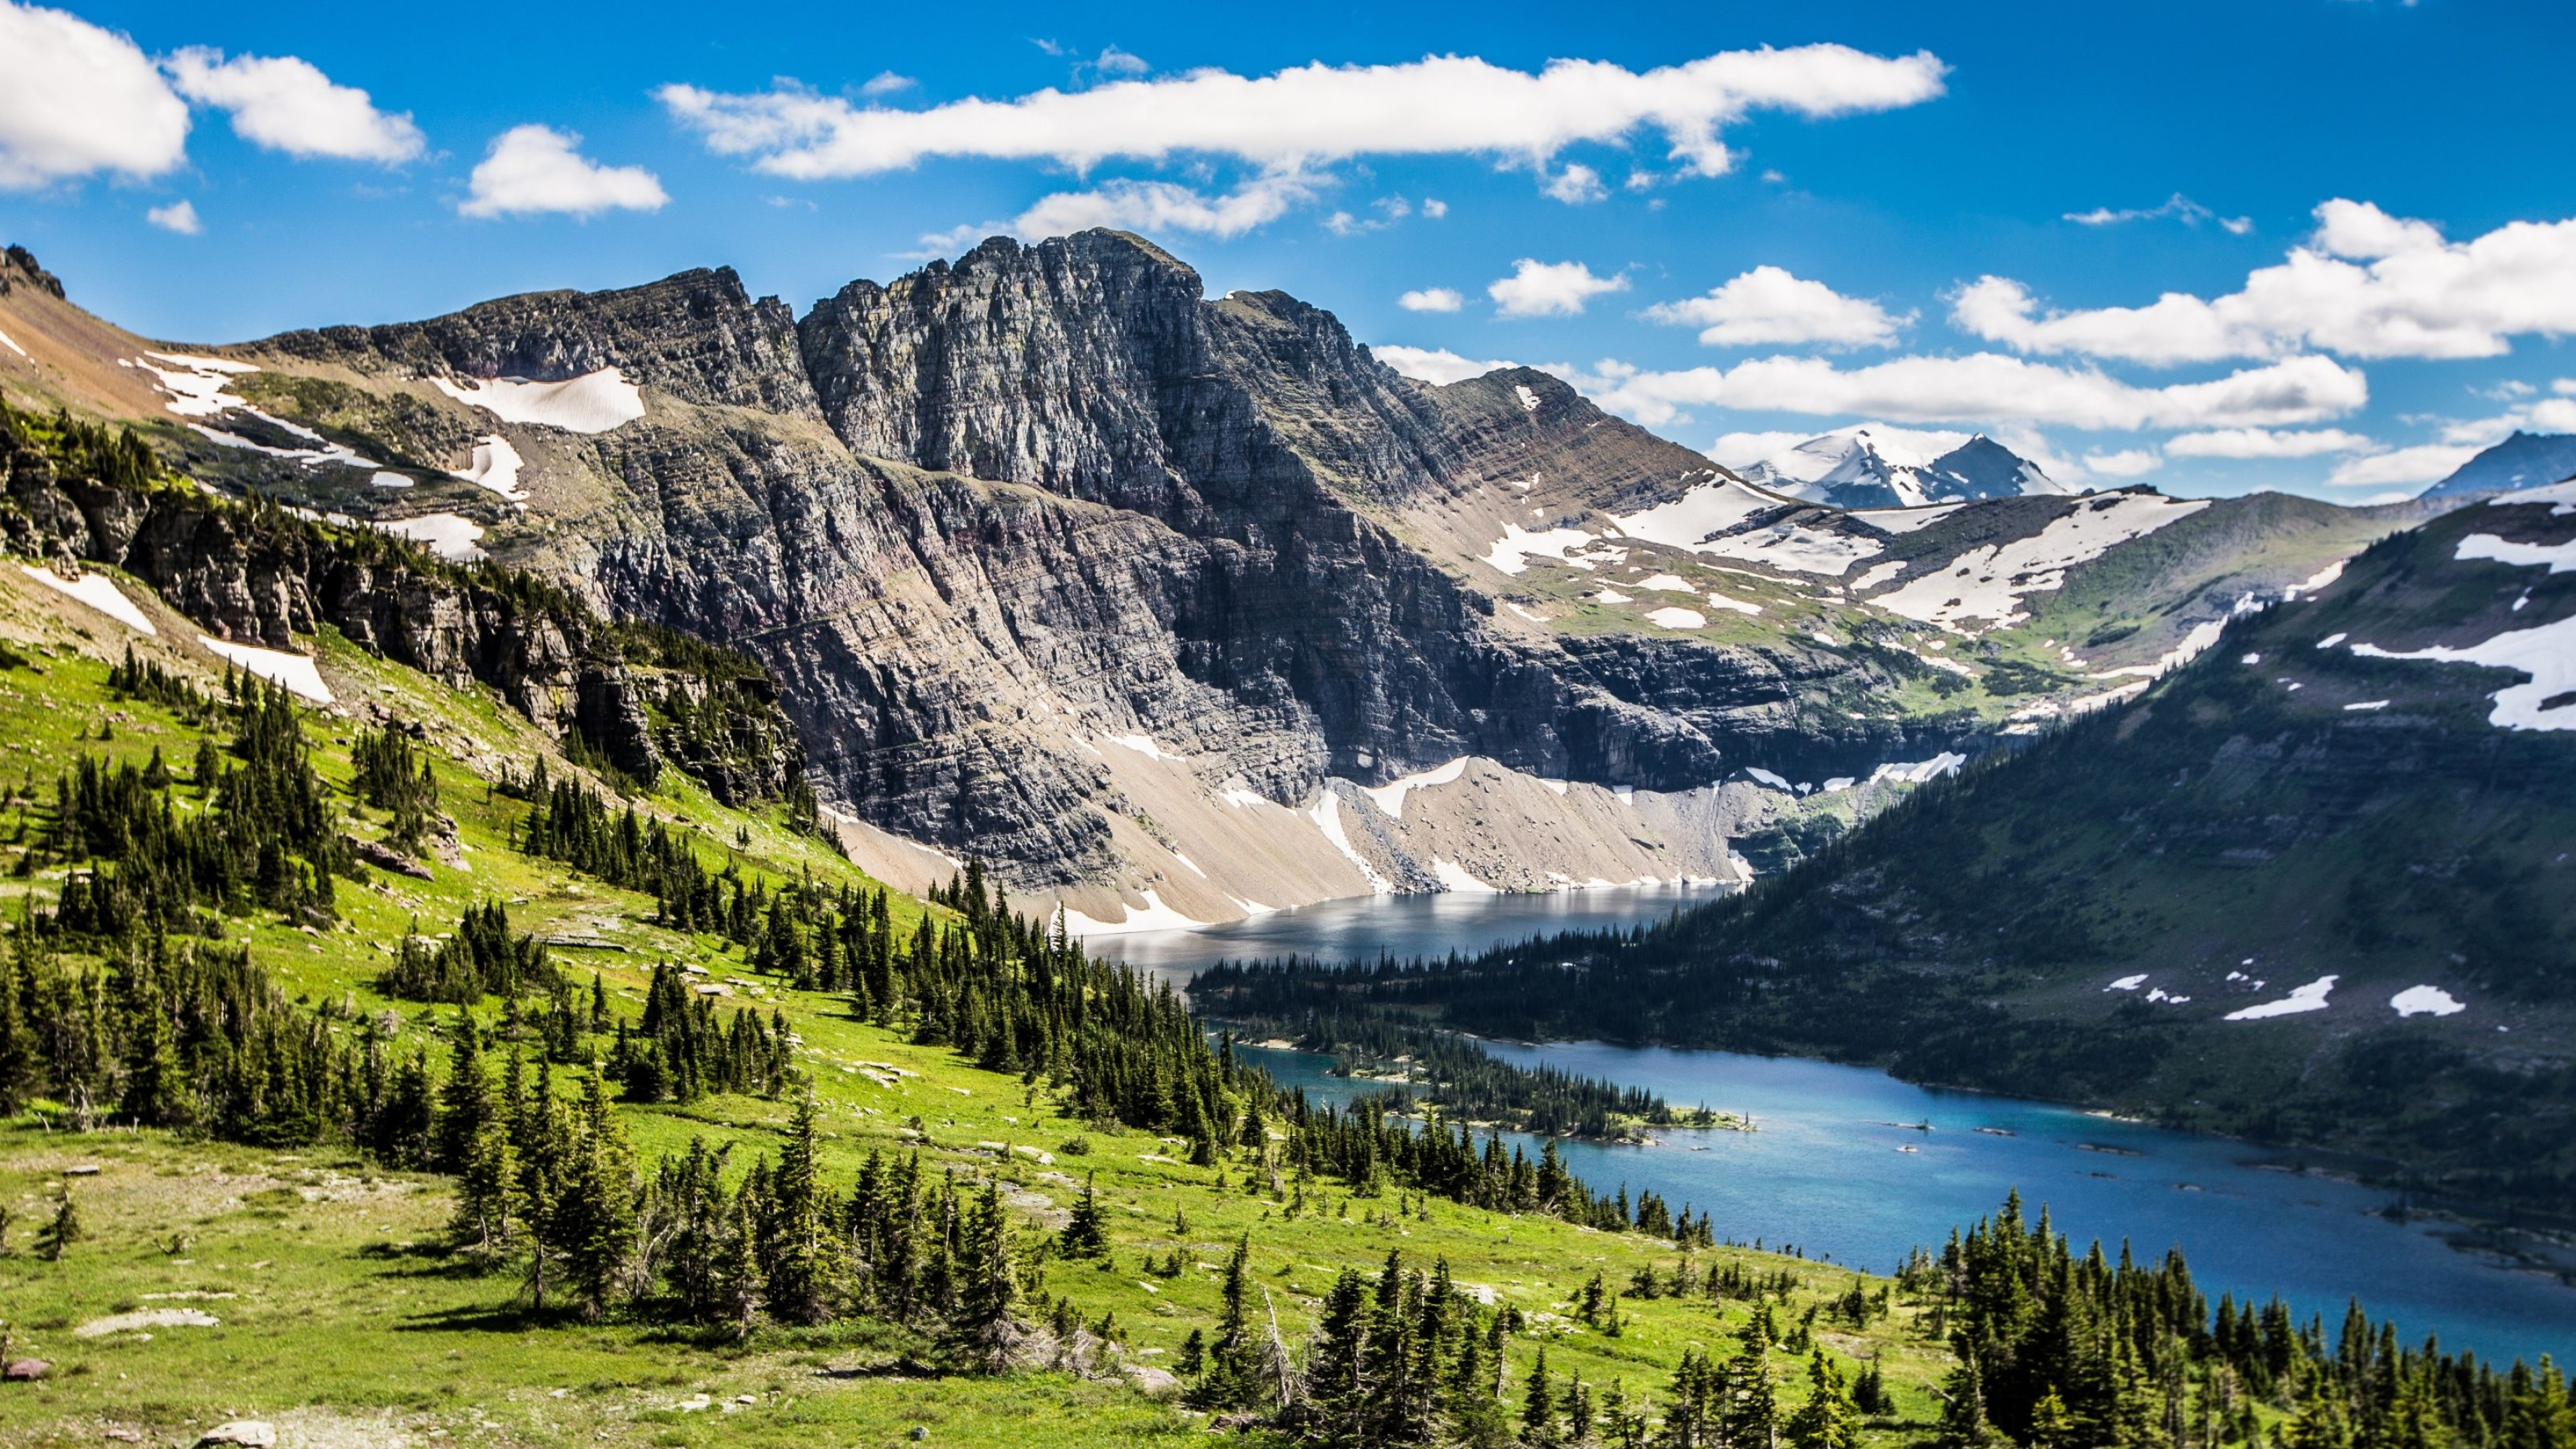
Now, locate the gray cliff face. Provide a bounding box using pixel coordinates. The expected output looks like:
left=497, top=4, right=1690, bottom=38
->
left=217, top=230, right=1971, bottom=887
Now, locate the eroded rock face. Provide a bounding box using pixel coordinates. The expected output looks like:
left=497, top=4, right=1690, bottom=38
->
left=224, top=229, right=1968, bottom=890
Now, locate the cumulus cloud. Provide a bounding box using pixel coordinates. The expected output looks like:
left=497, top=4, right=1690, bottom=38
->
left=1571, top=351, right=2368, bottom=432
left=2163, top=427, right=2380, bottom=459
left=1374, top=345, right=1532, bottom=386
left=860, top=72, right=916, bottom=97
left=1705, top=430, right=1811, bottom=467
left=2327, top=444, right=2477, bottom=488
left=2064, top=192, right=2251, bottom=234
left=0, top=1, right=189, bottom=188
left=1645, top=265, right=1908, bottom=348
left=1421, top=198, right=1447, bottom=218
left=659, top=45, right=1946, bottom=180
left=918, top=170, right=1321, bottom=253
left=164, top=49, right=423, bottom=163
left=146, top=199, right=200, bottom=234
left=2081, top=448, right=2164, bottom=479
left=1542, top=162, right=1607, bottom=204
left=460, top=125, right=668, bottom=219
left=1399, top=287, right=1464, bottom=313
left=1957, top=199, right=2576, bottom=364
left=1489, top=258, right=1628, bottom=318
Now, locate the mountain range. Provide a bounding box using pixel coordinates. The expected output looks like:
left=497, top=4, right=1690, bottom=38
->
left=2422, top=429, right=2576, bottom=499
left=0, top=236, right=2457, bottom=932
left=1732, top=424, right=2069, bottom=509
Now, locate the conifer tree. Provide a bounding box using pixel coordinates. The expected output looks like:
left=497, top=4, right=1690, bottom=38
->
left=940, top=1179, right=1029, bottom=1374
left=1059, top=1173, right=1108, bottom=1260
left=1786, top=1352, right=1862, bottom=1449
left=1523, top=1345, right=1558, bottom=1448
left=765, top=1088, right=838, bottom=1324
left=552, top=1068, right=637, bottom=1319
left=452, top=1117, right=518, bottom=1265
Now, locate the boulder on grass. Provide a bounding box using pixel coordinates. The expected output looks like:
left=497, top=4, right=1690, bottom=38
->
left=196, top=1422, right=275, bottom=1448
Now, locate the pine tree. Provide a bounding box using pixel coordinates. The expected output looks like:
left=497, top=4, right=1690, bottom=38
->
left=710, top=1192, right=765, bottom=1342
left=1308, top=1267, right=1370, bottom=1441
left=452, top=1117, right=518, bottom=1265
left=940, top=1180, right=1029, bottom=1374
left=1524, top=1345, right=1559, bottom=1447
left=1785, top=1351, right=1862, bottom=1449
left=1059, top=1172, right=1108, bottom=1260
left=552, top=1068, right=637, bottom=1319
left=765, top=1088, right=838, bottom=1325
left=1192, top=1234, right=1260, bottom=1410
left=435, top=1012, right=496, bottom=1174
left=1729, top=1340, right=1782, bottom=1449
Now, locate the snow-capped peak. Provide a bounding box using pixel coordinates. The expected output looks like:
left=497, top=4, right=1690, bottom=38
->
left=1733, top=425, right=2068, bottom=510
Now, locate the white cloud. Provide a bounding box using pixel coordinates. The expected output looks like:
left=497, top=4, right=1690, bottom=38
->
left=1374, top=345, right=1535, bottom=386
left=2081, top=448, right=2163, bottom=479
left=926, top=170, right=1321, bottom=251
left=460, top=125, right=668, bottom=219
left=146, top=199, right=199, bottom=234
left=659, top=45, right=1946, bottom=180
left=1399, top=287, right=1463, bottom=313
left=0, top=1, right=189, bottom=189
left=1421, top=197, right=1447, bottom=219
left=1542, top=163, right=1607, bottom=204
left=163, top=49, right=423, bottom=164
left=2163, top=427, right=2380, bottom=459
left=1645, top=265, right=1908, bottom=348
left=1705, top=430, right=1811, bottom=467
left=2063, top=192, right=2251, bottom=234
left=1489, top=258, right=1628, bottom=318
left=1958, top=199, right=2576, bottom=364
left=1089, top=46, right=1149, bottom=80
left=1572, top=352, right=2367, bottom=432
left=860, top=72, right=916, bottom=97
left=2327, top=444, right=2476, bottom=488
left=2431, top=389, right=2576, bottom=447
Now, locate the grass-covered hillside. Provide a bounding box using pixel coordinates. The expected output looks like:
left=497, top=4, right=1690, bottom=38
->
left=0, top=414, right=2559, bottom=1449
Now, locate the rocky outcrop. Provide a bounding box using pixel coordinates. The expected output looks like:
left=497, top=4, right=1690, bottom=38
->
left=0, top=415, right=662, bottom=781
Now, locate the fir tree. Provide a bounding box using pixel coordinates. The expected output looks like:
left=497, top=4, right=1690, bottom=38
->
left=940, top=1180, right=1029, bottom=1374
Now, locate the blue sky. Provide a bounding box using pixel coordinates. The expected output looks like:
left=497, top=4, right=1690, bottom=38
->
left=5, top=0, right=2576, bottom=499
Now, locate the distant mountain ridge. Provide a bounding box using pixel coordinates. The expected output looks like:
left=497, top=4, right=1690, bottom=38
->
left=1732, top=424, right=2069, bottom=509
left=2421, top=430, right=2576, bottom=498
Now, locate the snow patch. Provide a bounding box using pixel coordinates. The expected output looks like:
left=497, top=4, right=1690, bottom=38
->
left=198, top=636, right=332, bottom=703
left=1637, top=573, right=1692, bottom=592
left=2343, top=699, right=2390, bottom=713
left=1645, top=606, right=1706, bottom=630
left=1483, top=523, right=1597, bottom=576
left=0, top=328, right=25, bottom=359
left=1513, top=383, right=1541, bottom=412
left=1431, top=859, right=1500, bottom=894
left=1595, top=588, right=1632, bottom=604
left=373, top=513, right=487, bottom=562
left=2390, top=985, right=2465, bottom=1018
left=1705, top=591, right=1763, bottom=617
left=1310, top=792, right=1392, bottom=894
left=1850, top=560, right=1906, bottom=592
left=1870, top=752, right=1967, bottom=785
left=2105, top=974, right=2148, bottom=992
left=2350, top=615, right=2576, bottom=731
left=21, top=565, right=154, bottom=634
left=1743, top=767, right=1792, bottom=790
left=1105, top=734, right=1177, bottom=763
left=1060, top=889, right=1208, bottom=937
left=454, top=435, right=524, bottom=501
left=431, top=368, right=644, bottom=433
left=2317, top=633, right=2348, bottom=649
left=1871, top=494, right=2210, bottom=634
left=1362, top=757, right=1471, bottom=819
left=2225, top=975, right=2337, bottom=1021
left=2456, top=532, right=2576, bottom=574
left=2285, top=559, right=2346, bottom=599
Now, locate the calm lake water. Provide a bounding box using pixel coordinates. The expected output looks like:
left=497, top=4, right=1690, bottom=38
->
left=1089, top=889, right=2576, bottom=1365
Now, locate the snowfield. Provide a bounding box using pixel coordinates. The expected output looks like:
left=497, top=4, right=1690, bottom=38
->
left=22, top=565, right=155, bottom=634
left=373, top=513, right=488, bottom=562
left=198, top=636, right=333, bottom=704
left=1869, top=493, right=2210, bottom=634
left=2390, top=985, right=2466, bottom=1018
left=454, top=435, right=525, bottom=501
left=1361, top=756, right=1471, bottom=819
left=1645, top=606, right=1707, bottom=630
left=2225, top=975, right=2338, bottom=1021
left=2454, top=531, right=2576, bottom=574
left=431, top=368, right=644, bottom=433
left=2349, top=614, right=2576, bottom=731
